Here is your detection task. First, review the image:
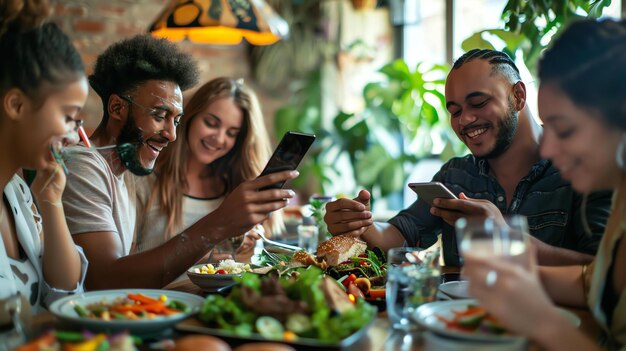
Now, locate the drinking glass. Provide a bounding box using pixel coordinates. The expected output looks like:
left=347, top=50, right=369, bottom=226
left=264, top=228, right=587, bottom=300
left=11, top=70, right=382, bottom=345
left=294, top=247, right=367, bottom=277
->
left=455, top=215, right=530, bottom=268
left=297, top=217, right=318, bottom=253
left=386, top=247, right=441, bottom=330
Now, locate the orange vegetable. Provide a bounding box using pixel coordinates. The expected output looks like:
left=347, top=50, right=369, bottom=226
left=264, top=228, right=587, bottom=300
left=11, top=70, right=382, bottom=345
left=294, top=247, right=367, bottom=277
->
left=16, top=332, right=55, bottom=351
left=128, top=293, right=161, bottom=305
left=368, top=288, right=386, bottom=299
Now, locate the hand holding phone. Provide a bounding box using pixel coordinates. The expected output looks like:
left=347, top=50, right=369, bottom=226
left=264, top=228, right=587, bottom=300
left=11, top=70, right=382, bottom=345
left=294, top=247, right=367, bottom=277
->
left=258, top=131, right=315, bottom=190
left=408, top=182, right=458, bottom=206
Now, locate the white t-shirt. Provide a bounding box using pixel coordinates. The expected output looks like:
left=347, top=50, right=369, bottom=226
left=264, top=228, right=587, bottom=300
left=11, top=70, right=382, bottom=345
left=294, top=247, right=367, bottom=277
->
left=62, top=147, right=137, bottom=255
left=134, top=174, right=223, bottom=252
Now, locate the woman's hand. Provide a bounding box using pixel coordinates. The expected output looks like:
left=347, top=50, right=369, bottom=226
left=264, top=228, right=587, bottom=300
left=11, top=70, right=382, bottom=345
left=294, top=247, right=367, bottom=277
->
left=31, top=149, right=66, bottom=205
left=462, top=252, right=567, bottom=341
left=212, top=170, right=297, bottom=236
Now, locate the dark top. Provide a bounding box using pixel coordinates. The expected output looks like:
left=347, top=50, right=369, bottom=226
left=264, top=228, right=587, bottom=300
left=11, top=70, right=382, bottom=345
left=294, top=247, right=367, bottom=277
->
left=388, top=155, right=613, bottom=266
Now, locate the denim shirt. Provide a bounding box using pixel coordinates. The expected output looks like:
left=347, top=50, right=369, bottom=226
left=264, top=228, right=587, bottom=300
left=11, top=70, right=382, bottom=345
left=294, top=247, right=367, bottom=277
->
left=388, top=155, right=612, bottom=266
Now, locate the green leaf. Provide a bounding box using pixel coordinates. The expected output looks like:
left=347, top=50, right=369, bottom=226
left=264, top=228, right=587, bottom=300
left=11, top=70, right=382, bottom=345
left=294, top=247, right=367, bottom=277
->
left=355, top=145, right=390, bottom=187
left=461, top=31, right=496, bottom=53
left=483, top=29, right=526, bottom=54
left=420, top=101, right=439, bottom=127
left=378, top=160, right=405, bottom=195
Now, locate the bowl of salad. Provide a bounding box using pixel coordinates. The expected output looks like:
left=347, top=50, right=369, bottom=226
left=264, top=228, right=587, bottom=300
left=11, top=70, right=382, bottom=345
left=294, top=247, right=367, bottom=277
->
left=48, top=289, right=204, bottom=336
left=187, top=259, right=254, bottom=292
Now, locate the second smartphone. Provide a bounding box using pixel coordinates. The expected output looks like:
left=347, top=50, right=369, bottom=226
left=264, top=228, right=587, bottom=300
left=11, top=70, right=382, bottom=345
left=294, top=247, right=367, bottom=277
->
left=258, top=131, right=316, bottom=190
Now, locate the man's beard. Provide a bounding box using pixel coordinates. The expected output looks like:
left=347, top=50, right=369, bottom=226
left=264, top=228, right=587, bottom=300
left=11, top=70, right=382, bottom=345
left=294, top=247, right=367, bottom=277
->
left=483, top=98, right=518, bottom=159
left=116, top=111, right=154, bottom=176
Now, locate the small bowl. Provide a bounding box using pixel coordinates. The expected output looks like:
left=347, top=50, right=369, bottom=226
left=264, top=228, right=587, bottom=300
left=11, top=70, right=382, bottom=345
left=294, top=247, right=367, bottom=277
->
left=186, top=264, right=242, bottom=292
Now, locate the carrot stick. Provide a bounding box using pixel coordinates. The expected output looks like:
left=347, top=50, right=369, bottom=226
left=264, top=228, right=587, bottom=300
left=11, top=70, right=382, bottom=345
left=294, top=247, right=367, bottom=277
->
left=127, top=293, right=160, bottom=305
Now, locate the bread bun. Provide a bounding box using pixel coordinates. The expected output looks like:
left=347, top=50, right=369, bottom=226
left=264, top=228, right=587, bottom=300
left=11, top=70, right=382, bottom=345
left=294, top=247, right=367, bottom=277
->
left=173, top=335, right=231, bottom=351
left=233, top=342, right=296, bottom=351
left=316, top=235, right=367, bottom=266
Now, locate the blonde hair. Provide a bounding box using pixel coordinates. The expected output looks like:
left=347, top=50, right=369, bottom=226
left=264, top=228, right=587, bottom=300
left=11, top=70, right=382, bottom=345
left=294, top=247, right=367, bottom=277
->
left=144, top=77, right=282, bottom=237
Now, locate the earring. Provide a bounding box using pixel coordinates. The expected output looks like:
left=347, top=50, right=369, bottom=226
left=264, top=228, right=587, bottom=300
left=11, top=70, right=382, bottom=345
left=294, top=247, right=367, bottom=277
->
left=616, top=132, right=626, bottom=172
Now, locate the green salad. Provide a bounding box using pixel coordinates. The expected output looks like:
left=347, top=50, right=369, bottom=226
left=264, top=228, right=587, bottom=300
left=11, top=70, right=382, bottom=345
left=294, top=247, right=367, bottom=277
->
left=198, top=267, right=376, bottom=343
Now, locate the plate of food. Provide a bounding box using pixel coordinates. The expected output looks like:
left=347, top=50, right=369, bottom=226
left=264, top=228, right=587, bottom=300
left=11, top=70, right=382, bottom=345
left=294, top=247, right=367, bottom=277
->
left=438, top=280, right=472, bottom=299
left=178, top=267, right=377, bottom=350
left=49, top=289, right=204, bottom=336
left=187, top=259, right=261, bottom=292
left=259, top=235, right=389, bottom=309
left=413, top=299, right=580, bottom=343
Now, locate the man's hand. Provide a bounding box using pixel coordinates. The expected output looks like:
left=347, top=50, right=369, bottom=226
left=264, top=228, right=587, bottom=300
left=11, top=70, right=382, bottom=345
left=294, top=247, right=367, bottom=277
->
left=429, top=192, right=503, bottom=226
left=211, top=170, right=298, bottom=236
left=324, top=189, right=373, bottom=237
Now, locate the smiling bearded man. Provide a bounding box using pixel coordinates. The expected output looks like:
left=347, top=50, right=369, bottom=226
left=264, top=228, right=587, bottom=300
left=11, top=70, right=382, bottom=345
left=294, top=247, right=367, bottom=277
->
left=322, top=49, right=613, bottom=267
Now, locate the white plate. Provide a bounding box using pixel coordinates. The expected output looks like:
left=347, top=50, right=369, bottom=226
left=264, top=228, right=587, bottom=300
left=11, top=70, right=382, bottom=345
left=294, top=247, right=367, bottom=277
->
left=49, top=289, right=204, bottom=336
left=413, top=299, right=580, bottom=343
left=438, top=281, right=472, bottom=299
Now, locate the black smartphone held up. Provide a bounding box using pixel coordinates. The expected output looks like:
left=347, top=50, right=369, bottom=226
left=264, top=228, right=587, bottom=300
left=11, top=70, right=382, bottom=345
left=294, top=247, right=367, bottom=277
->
left=258, top=131, right=316, bottom=190
left=408, top=181, right=458, bottom=206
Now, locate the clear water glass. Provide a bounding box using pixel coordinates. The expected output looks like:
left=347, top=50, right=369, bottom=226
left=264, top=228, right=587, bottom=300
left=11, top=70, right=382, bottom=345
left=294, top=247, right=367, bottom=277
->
left=386, top=247, right=441, bottom=330
left=297, top=222, right=318, bottom=253
left=455, top=215, right=530, bottom=268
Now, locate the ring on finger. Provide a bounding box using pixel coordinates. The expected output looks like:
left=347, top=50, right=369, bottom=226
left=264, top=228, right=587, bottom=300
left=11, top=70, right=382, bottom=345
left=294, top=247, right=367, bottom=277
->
left=485, top=270, right=498, bottom=287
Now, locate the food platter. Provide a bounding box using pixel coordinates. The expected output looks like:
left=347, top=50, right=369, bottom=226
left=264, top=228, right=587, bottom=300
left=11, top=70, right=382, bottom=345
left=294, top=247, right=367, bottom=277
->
left=49, top=289, right=204, bottom=336
left=438, top=280, right=472, bottom=299
left=413, top=299, right=580, bottom=343
left=176, top=312, right=376, bottom=351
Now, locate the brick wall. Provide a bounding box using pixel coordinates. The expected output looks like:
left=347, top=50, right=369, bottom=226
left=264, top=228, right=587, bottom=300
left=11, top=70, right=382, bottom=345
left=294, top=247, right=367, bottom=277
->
left=50, top=0, right=287, bottom=137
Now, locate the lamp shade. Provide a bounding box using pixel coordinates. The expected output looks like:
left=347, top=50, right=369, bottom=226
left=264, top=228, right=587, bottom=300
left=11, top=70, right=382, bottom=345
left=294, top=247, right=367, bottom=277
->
left=149, top=0, right=289, bottom=45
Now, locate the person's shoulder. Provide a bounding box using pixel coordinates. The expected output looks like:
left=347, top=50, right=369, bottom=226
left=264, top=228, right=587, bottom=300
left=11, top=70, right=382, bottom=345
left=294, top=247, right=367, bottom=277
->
left=65, top=147, right=109, bottom=171
left=5, top=175, right=32, bottom=201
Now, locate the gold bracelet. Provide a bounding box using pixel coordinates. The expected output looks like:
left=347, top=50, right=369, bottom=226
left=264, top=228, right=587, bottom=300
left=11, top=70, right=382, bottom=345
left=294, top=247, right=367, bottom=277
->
left=581, top=264, right=589, bottom=303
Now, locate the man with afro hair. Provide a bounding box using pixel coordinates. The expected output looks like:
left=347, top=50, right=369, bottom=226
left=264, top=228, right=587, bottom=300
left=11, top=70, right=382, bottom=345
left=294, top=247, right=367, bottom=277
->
left=62, top=35, right=297, bottom=290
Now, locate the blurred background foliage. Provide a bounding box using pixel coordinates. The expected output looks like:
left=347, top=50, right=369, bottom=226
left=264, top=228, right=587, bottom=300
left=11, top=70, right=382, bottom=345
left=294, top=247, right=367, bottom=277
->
left=463, top=0, right=612, bottom=74
left=249, top=0, right=613, bottom=203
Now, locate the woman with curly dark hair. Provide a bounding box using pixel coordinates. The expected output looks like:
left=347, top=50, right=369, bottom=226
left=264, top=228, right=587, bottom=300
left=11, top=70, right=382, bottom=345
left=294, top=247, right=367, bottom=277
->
left=463, top=18, right=626, bottom=350
left=0, top=0, right=88, bottom=314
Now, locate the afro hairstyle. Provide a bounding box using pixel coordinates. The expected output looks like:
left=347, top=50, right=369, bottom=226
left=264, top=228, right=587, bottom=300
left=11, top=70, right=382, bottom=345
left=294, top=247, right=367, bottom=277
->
left=89, top=34, right=199, bottom=122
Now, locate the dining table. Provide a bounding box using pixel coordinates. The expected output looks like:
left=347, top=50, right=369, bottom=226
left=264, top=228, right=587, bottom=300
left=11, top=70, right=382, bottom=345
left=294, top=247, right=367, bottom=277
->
left=25, top=266, right=603, bottom=351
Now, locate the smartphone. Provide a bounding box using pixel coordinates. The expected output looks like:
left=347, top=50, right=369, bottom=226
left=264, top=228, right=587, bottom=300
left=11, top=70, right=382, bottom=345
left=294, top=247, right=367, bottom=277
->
left=258, top=131, right=316, bottom=190
left=408, top=181, right=458, bottom=206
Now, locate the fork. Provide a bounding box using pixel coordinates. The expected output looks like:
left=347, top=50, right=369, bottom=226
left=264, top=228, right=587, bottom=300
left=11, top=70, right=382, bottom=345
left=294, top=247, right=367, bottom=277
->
left=251, top=225, right=302, bottom=252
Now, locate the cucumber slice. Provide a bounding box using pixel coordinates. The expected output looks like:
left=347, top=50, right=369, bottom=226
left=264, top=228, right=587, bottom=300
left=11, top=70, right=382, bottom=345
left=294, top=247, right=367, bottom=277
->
left=286, top=313, right=312, bottom=334
left=255, top=316, right=284, bottom=340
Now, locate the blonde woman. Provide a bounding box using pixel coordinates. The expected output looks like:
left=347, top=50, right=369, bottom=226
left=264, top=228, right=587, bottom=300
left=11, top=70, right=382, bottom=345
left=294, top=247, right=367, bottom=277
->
left=134, top=77, right=282, bottom=262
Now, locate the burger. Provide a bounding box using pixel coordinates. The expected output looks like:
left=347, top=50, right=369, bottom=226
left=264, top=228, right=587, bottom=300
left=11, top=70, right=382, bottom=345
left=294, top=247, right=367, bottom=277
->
left=316, top=235, right=367, bottom=266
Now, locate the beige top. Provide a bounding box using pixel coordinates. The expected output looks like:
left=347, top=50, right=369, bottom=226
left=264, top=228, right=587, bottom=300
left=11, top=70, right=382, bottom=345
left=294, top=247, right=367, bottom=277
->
left=133, top=174, right=224, bottom=253
left=587, top=175, right=626, bottom=350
